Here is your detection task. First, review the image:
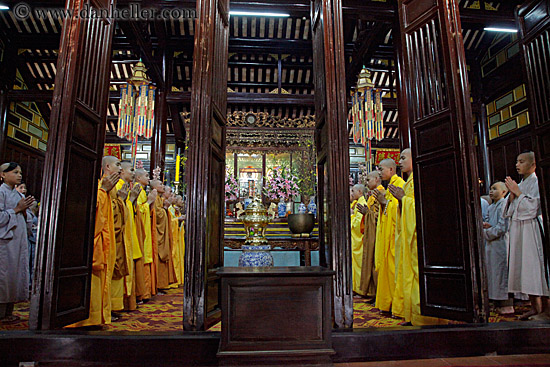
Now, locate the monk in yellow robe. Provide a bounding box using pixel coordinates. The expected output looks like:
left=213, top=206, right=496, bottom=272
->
left=68, top=157, right=121, bottom=327
left=111, top=180, right=130, bottom=315
left=175, top=195, right=186, bottom=285
left=356, top=171, right=384, bottom=302
left=389, top=149, right=446, bottom=326
left=117, top=162, right=143, bottom=311
left=168, top=196, right=183, bottom=286
left=135, top=169, right=157, bottom=300
left=373, top=158, right=405, bottom=315
left=150, top=180, right=176, bottom=290
left=350, top=184, right=367, bottom=295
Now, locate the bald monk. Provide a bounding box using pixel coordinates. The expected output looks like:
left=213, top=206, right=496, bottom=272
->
left=167, top=193, right=183, bottom=286
left=175, top=195, right=186, bottom=285
left=162, top=187, right=178, bottom=288
left=390, top=148, right=446, bottom=325
left=135, top=169, right=157, bottom=300
left=150, top=180, right=175, bottom=290
left=373, top=158, right=405, bottom=315
left=69, top=156, right=120, bottom=327
left=504, top=152, right=550, bottom=321
left=117, top=162, right=143, bottom=311
left=356, top=171, right=385, bottom=302
left=350, top=184, right=368, bottom=296
left=111, top=179, right=130, bottom=317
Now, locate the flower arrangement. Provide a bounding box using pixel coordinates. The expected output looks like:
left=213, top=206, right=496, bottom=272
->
left=358, top=162, right=371, bottom=185
left=225, top=169, right=239, bottom=202
left=295, top=138, right=317, bottom=198
left=263, top=166, right=300, bottom=202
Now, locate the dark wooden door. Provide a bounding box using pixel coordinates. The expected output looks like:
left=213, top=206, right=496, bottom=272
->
left=184, top=0, right=229, bottom=331
left=311, top=0, right=353, bottom=328
left=517, top=0, right=550, bottom=286
left=29, top=0, right=116, bottom=329
left=2, top=139, right=45, bottom=200
left=397, top=0, right=487, bottom=322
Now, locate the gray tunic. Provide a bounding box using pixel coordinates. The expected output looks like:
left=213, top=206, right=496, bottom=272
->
left=0, top=183, right=30, bottom=303
left=504, top=173, right=549, bottom=296
left=483, top=198, right=509, bottom=300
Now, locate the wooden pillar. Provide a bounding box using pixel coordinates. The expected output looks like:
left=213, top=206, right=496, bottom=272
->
left=0, top=37, right=18, bottom=157
left=393, top=19, right=410, bottom=150
left=150, top=89, right=168, bottom=176
left=312, top=0, right=353, bottom=328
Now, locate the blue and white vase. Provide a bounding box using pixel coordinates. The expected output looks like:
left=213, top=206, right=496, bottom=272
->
left=278, top=199, right=287, bottom=218
left=238, top=245, right=274, bottom=267
left=244, top=197, right=252, bottom=210
left=308, top=196, right=317, bottom=217
left=298, top=202, right=307, bottom=214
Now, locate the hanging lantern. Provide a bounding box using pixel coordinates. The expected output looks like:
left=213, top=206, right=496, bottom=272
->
left=117, top=61, right=156, bottom=167
left=349, top=67, right=384, bottom=170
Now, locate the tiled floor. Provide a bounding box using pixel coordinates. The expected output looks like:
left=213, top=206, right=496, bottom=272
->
left=336, top=354, right=550, bottom=366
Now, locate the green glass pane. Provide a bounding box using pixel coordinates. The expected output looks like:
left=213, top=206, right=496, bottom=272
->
left=498, top=118, right=517, bottom=136
left=495, top=92, right=514, bottom=110
left=489, top=113, right=501, bottom=126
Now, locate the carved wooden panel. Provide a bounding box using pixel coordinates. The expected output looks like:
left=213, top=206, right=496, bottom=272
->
left=518, top=0, right=550, bottom=285
left=185, top=0, right=229, bottom=331
left=30, top=0, right=115, bottom=329
left=1, top=139, right=45, bottom=199
left=311, top=0, right=353, bottom=328
left=398, top=0, right=486, bottom=322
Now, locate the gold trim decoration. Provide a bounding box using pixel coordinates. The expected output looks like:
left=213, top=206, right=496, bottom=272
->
left=226, top=111, right=315, bottom=128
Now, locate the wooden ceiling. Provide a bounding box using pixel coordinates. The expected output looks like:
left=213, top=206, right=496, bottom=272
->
left=0, top=0, right=522, bottom=148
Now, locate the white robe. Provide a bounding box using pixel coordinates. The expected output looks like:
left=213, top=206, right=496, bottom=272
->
left=504, top=173, right=549, bottom=296
left=483, top=198, right=509, bottom=300
left=0, top=183, right=31, bottom=303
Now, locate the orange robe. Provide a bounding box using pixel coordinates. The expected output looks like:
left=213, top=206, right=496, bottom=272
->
left=168, top=206, right=183, bottom=286
left=68, top=184, right=115, bottom=327
left=359, top=185, right=384, bottom=300
left=153, top=196, right=176, bottom=289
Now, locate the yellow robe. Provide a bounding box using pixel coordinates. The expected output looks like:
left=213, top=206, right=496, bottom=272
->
left=351, top=195, right=367, bottom=294
left=179, top=220, right=186, bottom=286
left=110, top=183, right=129, bottom=312
left=136, top=188, right=154, bottom=299
left=168, top=206, right=183, bottom=285
left=374, top=174, right=405, bottom=313
left=394, top=174, right=446, bottom=326
left=68, top=184, right=115, bottom=327
left=154, top=196, right=176, bottom=289
left=116, top=180, right=142, bottom=311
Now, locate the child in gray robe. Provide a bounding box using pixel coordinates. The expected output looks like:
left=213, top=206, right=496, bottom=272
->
left=483, top=182, right=512, bottom=315
left=0, top=162, right=35, bottom=324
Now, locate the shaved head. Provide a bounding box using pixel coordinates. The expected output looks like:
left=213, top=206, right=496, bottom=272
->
left=135, top=168, right=149, bottom=186
left=518, top=151, right=535, bottom=164
left=399, top=148, right=413, bottom=174
left=516, top=151, right=536, bottom=177
left=102, top=155, right=119, bottom=169
left=353, top=184, right=365, bottom=194
left=351, top=184, right=365, bottom=201
left=379, top=158, right=397, bottom=180
left=379, top=159, right=397, bottom=170
left=102, top=155, right=121, bottom=176
left=366, top=171, right=382, bottom=190
left=492, top=181, right=507, bottom=192
left=150, top=179, right=162, bottom=189
left=120, top=161, right=135, bottom=182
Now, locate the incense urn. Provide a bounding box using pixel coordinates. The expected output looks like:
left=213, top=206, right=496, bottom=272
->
left=238, top=198, right=273, bottom=267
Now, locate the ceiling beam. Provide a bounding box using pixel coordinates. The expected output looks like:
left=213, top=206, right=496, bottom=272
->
left=167, top=91, right=315, bottom=106
left=117, top=21, right=165, bottom=88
